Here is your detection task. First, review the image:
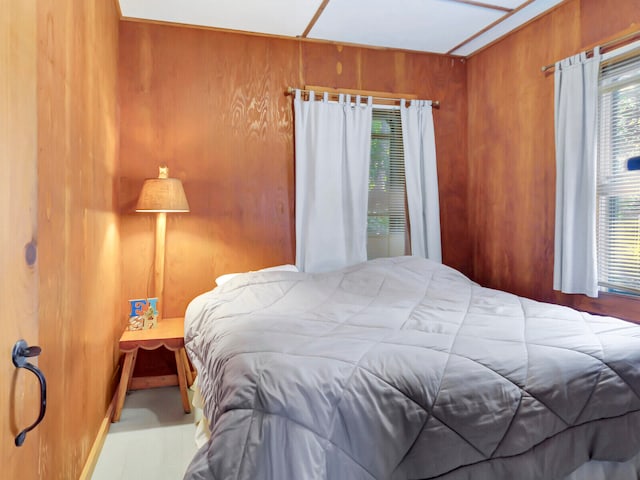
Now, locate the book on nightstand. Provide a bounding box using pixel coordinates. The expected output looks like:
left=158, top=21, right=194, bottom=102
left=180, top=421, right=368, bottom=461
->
left=127, top=297, right=159, bottom=330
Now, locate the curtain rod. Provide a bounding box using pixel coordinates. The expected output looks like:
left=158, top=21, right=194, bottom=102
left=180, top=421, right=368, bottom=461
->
left=541, top=30, right=640, bottom=72
left=285, top=86, right=440, bottom=109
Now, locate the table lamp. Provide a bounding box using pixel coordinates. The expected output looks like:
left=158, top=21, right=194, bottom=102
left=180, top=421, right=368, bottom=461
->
left=135, top=166, right=189, bottom=318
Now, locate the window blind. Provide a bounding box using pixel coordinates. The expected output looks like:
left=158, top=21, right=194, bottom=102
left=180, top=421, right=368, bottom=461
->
left=597, top=53, right=640, bottom=295
left=367, top=108, right=408, bottom=259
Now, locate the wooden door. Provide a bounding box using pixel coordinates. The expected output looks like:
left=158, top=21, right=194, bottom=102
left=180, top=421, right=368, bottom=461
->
left=0, top=0, right=40, bottom=477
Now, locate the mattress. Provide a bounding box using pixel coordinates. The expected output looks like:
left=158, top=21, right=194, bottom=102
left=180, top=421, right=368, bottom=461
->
left=183, top=256, right=640, bottom=479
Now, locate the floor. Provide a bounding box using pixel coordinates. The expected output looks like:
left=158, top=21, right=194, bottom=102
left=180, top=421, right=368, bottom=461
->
left=92, top=386, right=199, bottom=479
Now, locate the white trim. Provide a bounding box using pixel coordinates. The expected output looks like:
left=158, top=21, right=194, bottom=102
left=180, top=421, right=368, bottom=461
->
left=602, top=39, right=640, bottom=62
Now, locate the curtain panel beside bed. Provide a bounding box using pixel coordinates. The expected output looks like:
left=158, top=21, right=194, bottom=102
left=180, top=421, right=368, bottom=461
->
left=293, top=90, right=373, bottom=273
left=401, top=99, right=442, bottom=262
left=553, top=49, right=601, bottom=297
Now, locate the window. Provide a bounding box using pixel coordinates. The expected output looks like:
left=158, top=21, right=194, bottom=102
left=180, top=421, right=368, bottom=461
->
left=597, top=52, right=640, bottom=296
left=367, top=108, right=409, bottom=259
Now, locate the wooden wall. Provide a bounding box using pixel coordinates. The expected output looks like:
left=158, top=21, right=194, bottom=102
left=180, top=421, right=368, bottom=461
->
left=467, top=0, right=640, bottom=321
left=118, top=23, right=469, bottom=321
left=36, top=0, right=121, bottom=477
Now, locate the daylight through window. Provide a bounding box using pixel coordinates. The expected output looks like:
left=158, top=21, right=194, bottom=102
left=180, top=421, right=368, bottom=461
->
left=597, top=52, right=640, bottom=296
left=367, top=108, right=409, bottom=259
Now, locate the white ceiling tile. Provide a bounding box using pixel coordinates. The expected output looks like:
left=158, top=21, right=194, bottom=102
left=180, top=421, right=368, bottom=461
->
left=450, top=0, right=565, bottom=56
left=308, top=0, right=504, bottom=54
left=118, top=0, right=564, bottom=57
left=119, top=0, right=323, bottom=37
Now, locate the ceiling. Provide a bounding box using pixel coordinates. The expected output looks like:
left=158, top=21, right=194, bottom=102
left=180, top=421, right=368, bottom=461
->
left=118, top=0, right=564, bottom=57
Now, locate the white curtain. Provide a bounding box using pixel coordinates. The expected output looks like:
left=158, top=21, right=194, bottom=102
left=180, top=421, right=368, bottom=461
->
left=400, top=99, right=442, bottom=262
left=294, top=90, right=373, bottom=272
left=553, top=48, right=601, bottom=297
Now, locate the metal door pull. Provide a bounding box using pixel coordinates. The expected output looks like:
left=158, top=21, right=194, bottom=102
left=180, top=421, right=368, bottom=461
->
left=12, top=339, right=47, bottom=447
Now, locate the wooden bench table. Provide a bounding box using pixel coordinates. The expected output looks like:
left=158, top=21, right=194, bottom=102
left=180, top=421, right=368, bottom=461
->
left=112, top=316, right=193, bottom=422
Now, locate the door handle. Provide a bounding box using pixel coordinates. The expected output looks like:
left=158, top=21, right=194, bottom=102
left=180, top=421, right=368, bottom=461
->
left=12, top=339, right=47, bottom=447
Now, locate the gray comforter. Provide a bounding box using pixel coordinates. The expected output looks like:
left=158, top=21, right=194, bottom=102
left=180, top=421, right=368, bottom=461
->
left=184, top=256, right=640, bottom=479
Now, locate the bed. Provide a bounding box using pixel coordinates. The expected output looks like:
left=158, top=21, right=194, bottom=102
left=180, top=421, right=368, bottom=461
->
left=183, top=256, right=640, bottom=479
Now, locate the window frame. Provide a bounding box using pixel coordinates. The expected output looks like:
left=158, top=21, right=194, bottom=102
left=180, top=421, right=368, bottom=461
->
left=596, top=46, right=640, bottom=297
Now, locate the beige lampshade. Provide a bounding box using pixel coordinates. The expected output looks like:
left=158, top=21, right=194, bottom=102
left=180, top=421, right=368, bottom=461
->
left=135, top=166, right=190, bottom=213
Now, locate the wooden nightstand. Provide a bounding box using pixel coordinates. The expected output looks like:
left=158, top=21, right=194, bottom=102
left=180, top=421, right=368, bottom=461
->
left=112, top=316, right=194, bottom=422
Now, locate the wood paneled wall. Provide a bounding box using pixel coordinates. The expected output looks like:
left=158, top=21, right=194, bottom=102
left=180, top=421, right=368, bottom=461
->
left=467, top=0, right=640, bottom=321
left=36, top=0, right=121, bottom=477
left=118, top=23, right=469, bottom=320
